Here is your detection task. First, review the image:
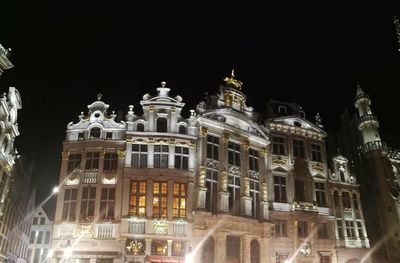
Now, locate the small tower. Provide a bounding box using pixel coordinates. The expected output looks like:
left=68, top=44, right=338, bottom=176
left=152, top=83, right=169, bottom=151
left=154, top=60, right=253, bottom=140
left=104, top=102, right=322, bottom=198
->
left=354, top=83, right=382, bottom=150
left=221, top=69, right=246, bottom=112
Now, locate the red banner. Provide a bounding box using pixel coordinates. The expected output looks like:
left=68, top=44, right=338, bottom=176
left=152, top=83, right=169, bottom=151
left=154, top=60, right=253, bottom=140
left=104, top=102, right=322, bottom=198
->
left=146, top=255, right=184, bottom=263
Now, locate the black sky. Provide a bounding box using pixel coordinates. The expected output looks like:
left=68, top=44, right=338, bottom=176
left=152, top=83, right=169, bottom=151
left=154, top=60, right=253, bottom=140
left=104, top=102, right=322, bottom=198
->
left=1, top=2, right=400, bottom=204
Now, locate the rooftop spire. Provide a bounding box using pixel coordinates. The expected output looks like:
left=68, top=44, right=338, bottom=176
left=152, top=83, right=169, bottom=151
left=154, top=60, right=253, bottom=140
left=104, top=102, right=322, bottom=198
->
left=97, top=93, right=102, bottom=101
left=356, top=82, right=364, bottom=96
left=223, top=68, right=243, bottom=90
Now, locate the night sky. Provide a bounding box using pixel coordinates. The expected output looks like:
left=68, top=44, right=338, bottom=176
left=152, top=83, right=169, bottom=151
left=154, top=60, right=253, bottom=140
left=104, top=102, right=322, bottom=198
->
left=1, top=2, right=400, bottom=207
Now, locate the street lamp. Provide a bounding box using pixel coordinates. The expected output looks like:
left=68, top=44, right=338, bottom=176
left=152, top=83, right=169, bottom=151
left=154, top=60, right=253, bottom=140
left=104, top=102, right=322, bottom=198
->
left=53, top=186, right=59, bottom=194
left=185, top=247, right=194, bottom=263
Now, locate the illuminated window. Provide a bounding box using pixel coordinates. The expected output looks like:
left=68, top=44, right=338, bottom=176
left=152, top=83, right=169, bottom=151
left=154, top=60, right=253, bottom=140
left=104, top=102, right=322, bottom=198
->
left=62, top=188, right=77, bottom=221
left=85, top=152, right=100, bottom=170
left=298, top=221, right=308, bottom=237
left=131, top=144, right=148, bottom=168
left=345, top=220, right=355, bottom=237
left=293, top=139, right=305, bottom=158
left=174, top=147, right=189, bottom=170
left=272, top=137, right=286, bottom=155
left=172, top=241, right=185, bottom=256
left=129, top=181, right=147, bottom=216
left=151, top=240, right=168, bottom=255
left=154, top=145, right=169, bottom=169
left=156, top=118, right=167, bottom=132
left=311, top=144, right=322, bottom=162
left=318, top=223, right=329, bottom=239
left=342, top=192, right=351, bottom=209
left=206, top=168, right=218, bottom=213
left=173, top=183, right=187, bottom=218
left=67, top=154, right=81, bottom=173
left=153, top=182, right=168, bottom=218
left=249, top=149, right=259, bottom=171
left=80, top=186, right=96, bottom=220
left=228, top=142, right=241, bottom=166
left=207, top=135, right=219, bottom=160
left=315, top=182, right=327, bottom=207
left=274, top=176, right=287, bottom=203
left=100, top=188, right=115, bottom=219
left=103, top=153, right=118, bottom=172
left=275, top=220, right=287, bottom=237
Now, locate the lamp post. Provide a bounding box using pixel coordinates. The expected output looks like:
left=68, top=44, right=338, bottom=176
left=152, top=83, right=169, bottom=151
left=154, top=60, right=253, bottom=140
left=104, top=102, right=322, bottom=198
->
left=185, top=247, right=193, bottom=263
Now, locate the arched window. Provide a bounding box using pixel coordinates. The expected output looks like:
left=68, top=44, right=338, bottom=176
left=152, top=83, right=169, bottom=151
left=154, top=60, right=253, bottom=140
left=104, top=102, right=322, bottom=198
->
left=250, top=239, right=260, bottom=263
left=201, top=237, right=214, bottom=263
left=340, top=170, right=346, bottom=182
left=157, top=118, right=167, bottom=132
left=178, top=125, right=186, bottom=134
left=90, top=127, right=101, bottom=139
left=137, top=123, right=144, bottom=132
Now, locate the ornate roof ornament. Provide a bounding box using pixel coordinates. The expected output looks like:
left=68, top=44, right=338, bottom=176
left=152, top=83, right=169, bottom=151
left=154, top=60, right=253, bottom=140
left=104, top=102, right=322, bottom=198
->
left=223, top=68, right=243, bottom=90
left=97, top=93, right=102, bottom=101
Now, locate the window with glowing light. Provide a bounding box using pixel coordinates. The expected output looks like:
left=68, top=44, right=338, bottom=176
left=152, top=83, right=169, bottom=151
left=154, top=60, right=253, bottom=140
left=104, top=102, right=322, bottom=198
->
left=154, top=145, right=169, bottom=169
left=174, top=147, right=189, bottom=170
left=153, top=182, right=168, bottom=218
left=131, top=144, right=148, bottom=168
left=151, top=240, right=168, bottom=255
left=172, top=241, right=185, bottom=256
left=207, top=135, right=219, bottom=160
left=80, top=186, right=96, bottom=221
left=173, top=183, right=187, bottom=218
left=100, top=188, right=115, bottom=220
left=62, top=188, right=77, bottom=221
left=272, top=136, right=286, bottom=155
left=129, top=181, right=147, bottom=216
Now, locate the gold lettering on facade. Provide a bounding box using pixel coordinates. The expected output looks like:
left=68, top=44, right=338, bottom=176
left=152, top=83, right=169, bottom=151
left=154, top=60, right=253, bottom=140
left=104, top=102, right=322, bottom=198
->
left=199, top=166, right=206, bottom=188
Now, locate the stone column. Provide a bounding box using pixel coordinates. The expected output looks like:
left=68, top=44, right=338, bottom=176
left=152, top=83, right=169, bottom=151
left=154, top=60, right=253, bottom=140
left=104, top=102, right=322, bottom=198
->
left=241, top=177, right=252, bottom=217
left=196, top=166, right=207, bottom=209
left=148, top=144, right=154, bottom=168
left=121, top=177, right=130, bottom=217
left=168, top=180, right=174, bottom=220
left=145, top=238, right=152, bottom=256
left=214, top=233, right=227, bottom=263
left=167, top=239, right=173, bottom=256
left=260, top=182, right=269, bottom=220
left=218, top=171, right=229, bottom=213
left=147, top=180, right=154, bottom=220
left=125, top=143, right=132, bottom=167
left=115, top=149, right=126, bottom=220
left=242, top=235, right=251, bottom=263
left=187, top=181, right=194, bottom=220
left=168, top=143, right=175, bottom=169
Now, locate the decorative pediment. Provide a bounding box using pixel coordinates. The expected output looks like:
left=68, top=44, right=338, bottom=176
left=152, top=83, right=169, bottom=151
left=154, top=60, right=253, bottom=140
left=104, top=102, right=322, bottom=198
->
left=273, top=167, right=288, bottom=173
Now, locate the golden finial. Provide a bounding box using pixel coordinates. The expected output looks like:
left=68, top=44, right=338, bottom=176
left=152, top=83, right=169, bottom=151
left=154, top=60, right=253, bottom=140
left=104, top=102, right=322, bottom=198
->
left=224, top=68, right=243, bottom=90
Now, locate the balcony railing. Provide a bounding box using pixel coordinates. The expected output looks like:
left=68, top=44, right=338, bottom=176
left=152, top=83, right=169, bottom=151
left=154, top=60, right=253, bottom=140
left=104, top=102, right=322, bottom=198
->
left=172, top=221, right=187, bottom=237
left=83, top=171, right=98, bottom=184
left=96, top=223, right=114, bottom=239
left=355, top=93, right=370, bottom=103
left=361, top=141, right=387, bottom=153
left=60, top=224, right=74, bottom=239
left=128, top=219, right=146, bottom=234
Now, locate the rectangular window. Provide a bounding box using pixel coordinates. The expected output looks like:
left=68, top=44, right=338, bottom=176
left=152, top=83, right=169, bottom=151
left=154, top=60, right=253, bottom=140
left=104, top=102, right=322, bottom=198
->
left=67, top=154, right=81, bottom=173
left=333, top=191, right=340, bottom=209
left=295, top=179, right=305, bottom=202
left=320, top=255, right=331, bottom=263
left=153, top=182, right=168, bottom=218
left=228, top=142, right=241, bottom=166
left=37, top=231, right=43, bottom=244
left=249, top=176, right=260, bottom=218
left=275, top=220, right=287, bottom=237
left=129, top=181, right=147, bottom=216
left=357, top=221, right=364, bottom=238
left=29, top=231, right=35, bottom=244
left=40, top=217, right=45, bottom=225
left=311, top=144, right=322, bottom=162
left=346, top=220, right=355, bottom=238
left=174, top=147, right=189, bottom=170
left=318, top=223, right=329, bottom=239
left=272, top=136, right=286, bottom=155
left=206, top=135, right=219, bottom=160
left=106, top=132, right=113, bottom=140
left=274, top=176, right=287, bottom=203
left=33, top=217, right=38, bottom=225
left=80, top=186, right=96, bottom=220
left=205, top=168, right=218, bottom=213
left=100, top=188, right=115, bottom=219
left=154, top=145, right=169, bottom=169
left=298, top=221, right=308, bottom=237
left=315, top=182, right=327, bottom=207
left=276, top=253, right=289, bottom=263
left=342, top=192, right=351, bottom=209
left=173, top=183, right=187, bottom=218
left=337, top=220, right=344, bottom=239
left=103, top=153, right=118, bottom=171
left=293, top=139, right=305, bottom=158
left=45, top=231, right=50, bottom=244
left=85, top=152, right=100, bottom=170
left=249, top=148, right=259, bottom=171
left=228, top=173, right=241, bottom=215
left=62, top=188, right=77, bottom=221
left=226, top=236, right=241, bottom=259
left=131, top=144, right=148, bottom=168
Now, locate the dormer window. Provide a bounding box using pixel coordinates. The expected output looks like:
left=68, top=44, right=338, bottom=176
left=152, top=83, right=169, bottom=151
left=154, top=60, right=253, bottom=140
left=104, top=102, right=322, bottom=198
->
left=178, top=125, right=186, bottom=134
left=137, top=123, right=145, bottom=132
left=156, top=118, right=167, bottom=132
left=90, top=127, right=101, bottom=139
left=278, top=106, right=287, bottom=115
left=78, top=132, right=84, bottom=141
left=106, top=132, right=113, bottom=140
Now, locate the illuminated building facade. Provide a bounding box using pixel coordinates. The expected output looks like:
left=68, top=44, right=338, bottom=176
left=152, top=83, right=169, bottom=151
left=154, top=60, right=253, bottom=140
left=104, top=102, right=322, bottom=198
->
left=51, top=73, right=371, bottom=263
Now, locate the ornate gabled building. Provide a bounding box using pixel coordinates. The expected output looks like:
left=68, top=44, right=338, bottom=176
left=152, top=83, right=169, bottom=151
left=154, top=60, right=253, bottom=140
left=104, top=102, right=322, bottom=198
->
left=51, top=73, right=372, bottom=263
left=0, top=44, right=13, bottom=76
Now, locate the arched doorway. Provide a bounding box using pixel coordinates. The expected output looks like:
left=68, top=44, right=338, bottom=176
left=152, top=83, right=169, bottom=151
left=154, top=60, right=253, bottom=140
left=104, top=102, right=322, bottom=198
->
left=250, top=239, right=260, bottom=263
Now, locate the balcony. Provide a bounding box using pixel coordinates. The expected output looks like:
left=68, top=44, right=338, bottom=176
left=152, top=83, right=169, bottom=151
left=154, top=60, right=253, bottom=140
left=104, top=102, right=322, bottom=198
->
left=83, top=170, right=98, bottom=184
left=361, top=141, right=387, bottom=153
left=358, top=114, right=378, bottom=129
left=128, top=219, right=146, bottom=234
left=95, top=223, right=115, bottom=239
left=172, top=221, right=187, bottom=237
left=355, top=93, right=370, bottom=104
left=60, top=224, right=74, bottom=239
left=291, top=201, right=318, bottom=212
